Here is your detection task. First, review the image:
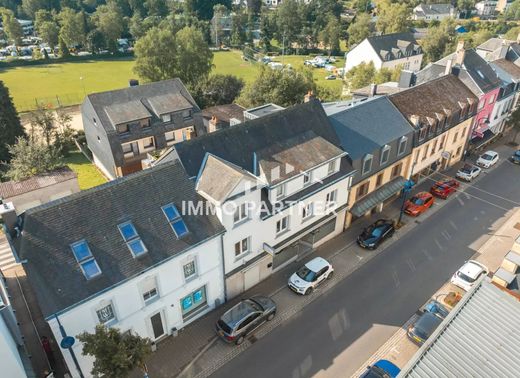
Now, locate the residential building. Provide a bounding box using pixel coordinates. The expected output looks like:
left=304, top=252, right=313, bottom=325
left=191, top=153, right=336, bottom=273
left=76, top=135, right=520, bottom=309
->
left=11, top=162, right=226, bottom=377
left=496, top=0, right=514, bottom=13
left=400, top=278, right=520, bottom=377
left=412, top=4, right=458, bottom=21
left=475, top=0, right=498, bottom=16
left=351, top=82, right=402, bottom=99
left=390, top=75, right=478, bottom=182
left=173, top=100, right=355, bottom=298
left=324, top=97, right=414, bottom=227
left=81, top=79, right=202, bottom=180
left=492, top=234, right=520, bottom=290
left=416, top=42, right=501, bottom=146
left=344, top=33, right=423, bottom=73
left=243, top=103, right=285, bottom=120
left=0, top=167, right=79, bottom=214
left=200, top=103, right=245, bottom=134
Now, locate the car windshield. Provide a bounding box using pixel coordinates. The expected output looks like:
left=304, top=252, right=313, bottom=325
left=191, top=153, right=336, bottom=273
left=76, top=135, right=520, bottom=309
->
left=246, top=299, right=262, bottom=312
left=217, top=319, right=233, bottom=334
left=364, top=366, right=390, bottom=378
left=296, top=266, right=316, bottom=282
left=371, top=227, right=384, bottom=238
left=433, top=184, right=446, bottom=190
left=460, top=167, right=471, bottom=173
left=410, top=197, right=424, bottom=205
left=515, top=151, right=520, bottom=157
left=457, top=270, right=477, bottom=283
left=481, top=154, right=493, bottom=160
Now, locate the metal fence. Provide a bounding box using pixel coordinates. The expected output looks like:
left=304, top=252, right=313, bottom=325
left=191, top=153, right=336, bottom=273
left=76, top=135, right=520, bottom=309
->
left=16, top=93, right=86, bottom=113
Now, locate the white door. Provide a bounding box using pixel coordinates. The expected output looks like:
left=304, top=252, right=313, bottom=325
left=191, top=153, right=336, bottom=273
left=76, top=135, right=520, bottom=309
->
left=243, top=265, right=260, bottom=291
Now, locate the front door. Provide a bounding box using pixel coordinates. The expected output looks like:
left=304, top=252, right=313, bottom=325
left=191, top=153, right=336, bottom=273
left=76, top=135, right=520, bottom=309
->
left=150, top=312, right=165, bottom=340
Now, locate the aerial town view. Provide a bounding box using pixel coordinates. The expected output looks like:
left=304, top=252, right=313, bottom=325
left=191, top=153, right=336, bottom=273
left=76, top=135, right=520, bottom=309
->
left=2, top=0, right=520, bottom=377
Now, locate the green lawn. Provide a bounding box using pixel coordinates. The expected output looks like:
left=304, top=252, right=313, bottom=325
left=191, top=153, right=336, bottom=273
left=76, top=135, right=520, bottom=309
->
left=63, top=151, right=107, bottom=190
left=0, top=50, right=344, bottom=112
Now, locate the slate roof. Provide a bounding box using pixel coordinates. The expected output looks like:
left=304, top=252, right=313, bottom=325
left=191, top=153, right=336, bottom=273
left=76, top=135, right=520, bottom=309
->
left=400, top=279, right=520, bottom=377
left=414, top=3, right=454, bottom=16
left=325, top=97, right=414, bottom=160
left=391, top=75, right=479, bottom=128
left=491, top=59, right=520, bottom=81
left=174, top=100, right=345, bottom=178
left=0, top=167, right=77, bottom=199
left=85, top=78, right=199, bottom=133
left=366, top=33, right=421, bottom=61
left=477, top=37, right=511, bottom=53
left=16, top=161, right=224, bottom=318
left=202, top=104, right=245, bottom=124
left=196, top=154, right=258, bottom=203
left=417, top=49, right=502, bottom=95
left=256, top=130, right=345, bottom=185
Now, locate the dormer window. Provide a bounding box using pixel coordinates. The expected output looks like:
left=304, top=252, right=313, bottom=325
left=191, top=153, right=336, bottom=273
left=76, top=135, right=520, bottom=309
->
left=182, top=110, right=192, bottom=120
left=276, top=184, right=286, bottom=199
left=327, top=160, right=337, bottom=175
left=71, top=240, right=101, bottom=280
left=118, top=221, right=147, bottom=257
left=362, top=154, right=373, bottom=175
left=162, top=114, right=171, bottom=123
left=418, top=127, right=427, bottom=141
left=117, top=124, right=130, bottom=134
left=380, top=145, right=391, bottom=165
left=162, top=203, right=189, bottom=238
left=398, top=136, right=408, bottom=156
left=303, top=171, right=312, bottom=186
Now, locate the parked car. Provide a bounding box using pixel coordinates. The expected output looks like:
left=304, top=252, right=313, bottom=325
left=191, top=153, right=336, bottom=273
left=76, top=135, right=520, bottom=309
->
left=215, top=296, right=276, bottom=345
left=404, top=192, right=434, bottom=216
left=476, top=150, right=499, bottom=168
left=422, top=300, right=450, bottom=320
left=456, top=164, right=481, bottom=181
left=357, top=219, right=395, bottom=249
left=450, top=260, right=488, bottom=291
left=511, top=150, right=520, bottom=165
left=288, top=257, right=333, bottom=295
left=360, top=359, right=400, bottom=378
left=325, top=74, right=337, bottom=80
left=430, top=179, right=460, bottom=199
left=407, top=312, right=442, bottom=345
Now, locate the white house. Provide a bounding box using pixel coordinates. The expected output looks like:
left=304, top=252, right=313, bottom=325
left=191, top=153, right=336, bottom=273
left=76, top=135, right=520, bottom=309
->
left=413, top=3, right=458, bottom=21
left=12, top=162, right=226, bottom=377
left=475, top=0, right=498, bottom=16
left=345, top=33, right=423, bottom=73
left=174, top=100, right=355, bottom=298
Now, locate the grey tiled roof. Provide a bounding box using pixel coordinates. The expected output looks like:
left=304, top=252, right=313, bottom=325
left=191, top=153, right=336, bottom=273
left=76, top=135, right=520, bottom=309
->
left=491, top=59, right=520, bottom=81
left=16, top=161, right=224, bottom=318
left=175, top=100, right=347, bottom=178
left=325, top=97, right=414, bottom=160
left=0, top=167, right=77, bottom=198
left=414, top=3, right=454, bottom=15
left=201, top=104, right=246, bottom=123
left=400, top=279, right=520, bottom=377
left=85, top=78, right=199, bottom=133
left=366, top=32, right=421, bottom=61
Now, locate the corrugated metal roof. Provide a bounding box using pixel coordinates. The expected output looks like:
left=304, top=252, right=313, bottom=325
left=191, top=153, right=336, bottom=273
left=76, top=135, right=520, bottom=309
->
left=400, top=279, right=520, bottom=378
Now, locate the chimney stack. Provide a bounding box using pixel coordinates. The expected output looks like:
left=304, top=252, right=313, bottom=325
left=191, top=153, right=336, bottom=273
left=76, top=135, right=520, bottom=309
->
left=369, top=83, right=377, bottom=97
left=208, top=115, right=219, bottom=133
left=455, top=40, right=465, bottom=66
left=0, top=201, right=18, bottom=237
left=304, top=90, right=316, bottom=103
left=445, top=59, right=453, bottom=76
left=129, top=79, right=139, bottom=87
left=499, top=41, right=508, bottom=59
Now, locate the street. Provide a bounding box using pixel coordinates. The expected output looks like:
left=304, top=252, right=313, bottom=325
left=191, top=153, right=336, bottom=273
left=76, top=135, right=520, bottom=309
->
left=209, top=156, right=520, bottom=378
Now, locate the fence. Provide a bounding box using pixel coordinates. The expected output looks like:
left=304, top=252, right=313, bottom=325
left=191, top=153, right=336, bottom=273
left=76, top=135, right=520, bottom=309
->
left=16, top=93, right=85, bottom=113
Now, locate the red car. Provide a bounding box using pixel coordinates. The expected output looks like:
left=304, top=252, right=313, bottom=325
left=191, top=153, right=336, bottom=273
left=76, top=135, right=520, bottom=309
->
left=430, top=179, right=460, bottom=199
left=404, top=192, right=434, bottom=216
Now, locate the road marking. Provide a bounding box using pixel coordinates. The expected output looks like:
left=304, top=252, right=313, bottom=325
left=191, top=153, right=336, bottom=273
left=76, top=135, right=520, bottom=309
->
left=423, top=249, right=433, bottom=261
left=392, top=271, right=400, bottom=288
left=457, top=197, right=465, bottom=206
left=449, top=220, right=458, bottom=230
left=441, top=230, right=451, bottom=240
left=434, top=238, right=445, bottom=251
left=406, top=258, right=416, bottom=272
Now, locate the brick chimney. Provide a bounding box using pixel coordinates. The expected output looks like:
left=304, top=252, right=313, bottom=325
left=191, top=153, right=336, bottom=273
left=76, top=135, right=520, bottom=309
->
left=444, top=59, right=453, bottom=75
left=369, top=83, right=377, bottom=97
left=208, top=116, right=219, bottom=133
left=455, top=40, right=465, bottom=66
left=498, top=41, right=508, bottom=59
left=304, top=90, right=316, bottom=103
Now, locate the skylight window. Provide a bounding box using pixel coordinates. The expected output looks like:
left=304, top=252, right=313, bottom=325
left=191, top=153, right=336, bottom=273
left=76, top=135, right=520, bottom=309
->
left=162, top=204, right=189, bottom=238
left=118, top=222, right=147, bottom=257
left=71, top=240, right=101, bottom=280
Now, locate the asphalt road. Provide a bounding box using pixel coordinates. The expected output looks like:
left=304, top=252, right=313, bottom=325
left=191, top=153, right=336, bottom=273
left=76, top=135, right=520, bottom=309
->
left=210, top=158, right=520, bottom=378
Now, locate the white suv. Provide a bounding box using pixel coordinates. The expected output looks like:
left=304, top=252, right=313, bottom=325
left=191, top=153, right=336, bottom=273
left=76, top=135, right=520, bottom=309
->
left=450, top=260, right=488, bottom=291
left=288, top=257, right=333, bottom=295
left=476, top=150, right=499, bottom=168
left=456, top=164, right=481, bottom=182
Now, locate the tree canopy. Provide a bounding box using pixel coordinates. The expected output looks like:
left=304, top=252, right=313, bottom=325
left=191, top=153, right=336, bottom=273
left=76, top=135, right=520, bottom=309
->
left=0, top=81, right=25, bottom=164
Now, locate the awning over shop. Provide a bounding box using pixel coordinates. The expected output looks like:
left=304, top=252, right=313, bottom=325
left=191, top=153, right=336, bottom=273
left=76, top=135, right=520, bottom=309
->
left=470, top=129, right=497, bottom=149
left=350, top=176, right=406, bottom=218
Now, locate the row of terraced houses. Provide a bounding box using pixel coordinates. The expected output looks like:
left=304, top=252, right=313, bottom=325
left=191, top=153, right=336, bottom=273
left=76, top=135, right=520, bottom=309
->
left=2, top=33, right=520, bottom=377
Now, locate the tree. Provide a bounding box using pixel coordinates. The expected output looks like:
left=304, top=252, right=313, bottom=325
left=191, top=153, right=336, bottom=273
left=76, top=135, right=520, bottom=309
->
left=194, top=74, right=244, bottom=108
left=457, top=0, right=475, bottom=19
left=0, top=81, right=25, bottom=163
left=237, top=66, right=316, bottom=108
left=467, top=29, right=494, bottom=48
left=376, top=1, right=410, bottom=34
left=505, top=26, right=520, bottom=40
left=347, top=13, right=371, bottom=47
left=93, top=2, right=125, bottom=52
left=259, top=9, right=273, bottom=52
left=320, top=16, right=341, bottom=56
left=58, top=7, right=86, bottom=48
left=28, top=105, right=56, bottom=146
left=0, top=8, right=23, bottom=44
left=134, top=26, right=213, bottom=87
left=507, top=105, right=520, bottom=145
left=37, top=21, right=60, bottom=49
left=421, top=18, right=457, bottom=63
left=184, top=0, right=232, bottom=20
left=78, top=325, right=151, bottom=378
left=345, top=61, right=376, bottom=90
left=21, top=0, right=50, bottom=19
left=275, top=0, right=303, bottom=50
left=506, top=0, right=520, bottom=21
left=5, top=138, right=63, bottom=181
left=144, top=0, right=168, bottom=18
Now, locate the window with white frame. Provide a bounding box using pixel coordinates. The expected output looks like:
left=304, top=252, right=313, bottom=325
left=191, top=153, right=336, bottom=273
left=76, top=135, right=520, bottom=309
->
left=165, top=131, right=175, bottom=145
left=362, top=155, right=373, bottom=175
left=303, top=171, right=312, bottom=186
left=143, top=137, right=155, bottom=149
left=302, top=202, right=313, bottom=220
left=233, top=202, right=249, bottom=224
left=141, top=277, right=159, bottom=304
left=162, top=203, right=189, bottom=238
left=118, top=221, right=147, bottom=258
left=234, top=237, right=250, bottom=256
left=327, top=160, right=337, bottom=175
left=276, top=215, right=290, bottom=235
left=162, top=114, right=171, bottom=123
left=276, top=184, right=286, bottom=199
left=71, top=240, right=102, bottom=280
left=419, top=127, right=427, bottom=141
left=380, top=145, right=391, bottom=165
left=183, top=260, right=197, bottom=280
left=96, top=302, right=116, bottom=324
left=398, top=136, right=407, bottom=156
left=326, top=189, right=337, bottom=206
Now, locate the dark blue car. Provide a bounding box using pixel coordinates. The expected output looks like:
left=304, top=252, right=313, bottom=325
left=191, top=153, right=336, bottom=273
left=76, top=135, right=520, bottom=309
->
left=360, top=359, right=401, bottom=378
left=511, top=150, right=520, bottom=165
left=357, top=219, right=395, bottom=249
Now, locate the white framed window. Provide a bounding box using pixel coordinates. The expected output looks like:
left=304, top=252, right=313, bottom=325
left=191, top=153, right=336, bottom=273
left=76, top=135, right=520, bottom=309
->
left=327, top=160, right=337, bottom=175
left=183, top=260, right=197, bottom=280
left=233, top=202, right=249, bottom=224
left=96, top=303, right=116, bottom=324
left=165, top=131, right=175, bottom=145
left=362, top=155, right=373, bottom=175
left=326, top=189, right=337, bottom=206
left=162, top=114, right=171, bottom=123
left=122, top=143, right=133, bottom=155
left=302, top=202, right=313, bottom=220
left=419, top=127, right=427, bottom=141
left=143, top=137, right=155, bottom=149
left=380, top=145, right=391, bottom=165
left=398, top=136, right=408, bottom=156
left=234, top=237, right=250, bottom=257
left=276, top=184, right=286, bottom=199
left=303, top=171, right=312, bottom=186
left=276, top=215, right=290, bottom=235
left=162, top=203, right=189, bottom=238
left=118, top=221, right=147, bottom=258
left=71, top=240, right=102, bottom=280
left=140, top=277, right=159, bottom=304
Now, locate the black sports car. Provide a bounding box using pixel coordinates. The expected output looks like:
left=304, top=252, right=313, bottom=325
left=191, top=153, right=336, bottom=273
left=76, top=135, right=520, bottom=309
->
left=357, top=219, right=395, bottom=250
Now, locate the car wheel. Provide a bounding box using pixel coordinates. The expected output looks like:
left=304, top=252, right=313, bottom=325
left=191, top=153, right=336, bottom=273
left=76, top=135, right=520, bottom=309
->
left=327, top=271, right=334, bottom=280
left=235, top=336, right=245, bottom=345
left=267, top=312, right=276, bottom=321
left=305, top=287, right=313, bottom=295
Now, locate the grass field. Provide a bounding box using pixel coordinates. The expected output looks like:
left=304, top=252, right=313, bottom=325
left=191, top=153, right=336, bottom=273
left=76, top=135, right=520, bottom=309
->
left=0, top=50, right=344, bottom=111
left=63, top=151, right=107, bottom=190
